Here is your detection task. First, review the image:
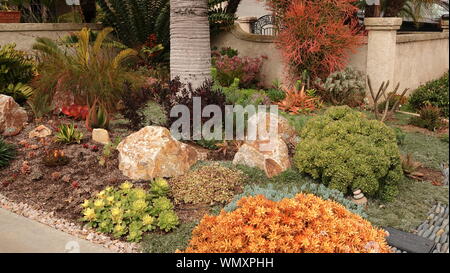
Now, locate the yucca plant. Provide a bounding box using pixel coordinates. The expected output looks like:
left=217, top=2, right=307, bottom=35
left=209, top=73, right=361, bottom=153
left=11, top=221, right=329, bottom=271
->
left=0, top=138, right=16, bottom=168
left=86, top=99, right=110, bottom=130
left=55, top=123, right=84, bottom=144
left=32, top=27, right=143, bottom=115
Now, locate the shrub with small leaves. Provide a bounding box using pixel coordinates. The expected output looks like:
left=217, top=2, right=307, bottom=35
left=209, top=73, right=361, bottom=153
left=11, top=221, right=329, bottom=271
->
left=0, top=138, right=16, bottom=168
left=409, top=105, right=443, bottom=131
left=294, top=106, right=403, bottom=201
left=81, top=180, right=179, bottom=242
left=169, top=163, right=245, bottom=206
left=393, top=127, right=406, bottom=146
left=179, top=194, right=391, bottom=253
left=408, top=73, right=449, bottom=117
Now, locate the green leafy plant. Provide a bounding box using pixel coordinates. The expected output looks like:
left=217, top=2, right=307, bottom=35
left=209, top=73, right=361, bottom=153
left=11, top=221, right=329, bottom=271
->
left=213, top=78, right=270, bottom=106
left=265, top=80, right=286, bottom=102
left=408, top=72, right=449, bottom=117
left=86, top=100, right=110, bottom=130
left=409, top=104, right=443, bottom=131
left=55, top=123, right=83, bottom=144
left=98, top=136, right=121, bottom=166
left=81, top=180, right=179, bottom=242
left=32, top=27, right=143, bottom=116
left=0, top=43, right=35, bottom=104
left=294, top=106, right=403, bottom=201
left=393, top=127, right=406, bottom=146
left=314, top=67, right=366, bottom=106
left=0, top=137, right=16, bottom=168
left=142, top=222, right=197, bottom=253
left=169, top=163, right=245, bottom=206
left=27, top=93, right=53, bottom=118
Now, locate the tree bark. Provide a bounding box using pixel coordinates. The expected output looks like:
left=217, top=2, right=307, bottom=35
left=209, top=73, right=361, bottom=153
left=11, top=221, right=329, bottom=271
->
left=170, top=0, right=212, bottom=89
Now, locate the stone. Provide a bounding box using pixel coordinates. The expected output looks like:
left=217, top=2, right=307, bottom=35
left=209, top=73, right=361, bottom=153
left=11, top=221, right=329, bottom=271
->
left=0, top=94, right=28, bottom=136
left=28, top=125, right=52, bottom=139
left=247, top=111, right=300, bottom=152
left=233, top=136, right=291, bottom=178
left=117, top=126, right=198, bottom=180
left=354, top=193, right=364, bottom=200
left=92, top=129, right=111, bottom=145
left=352, top=196, right=368, bottom=206
left=353, top=189, right=362, bottom=195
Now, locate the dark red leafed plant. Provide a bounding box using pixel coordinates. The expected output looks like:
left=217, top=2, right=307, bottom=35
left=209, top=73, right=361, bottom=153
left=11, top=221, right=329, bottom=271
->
left=61, top=104, right=89, bottom=120
left=265, top=0, right=363, bottom=79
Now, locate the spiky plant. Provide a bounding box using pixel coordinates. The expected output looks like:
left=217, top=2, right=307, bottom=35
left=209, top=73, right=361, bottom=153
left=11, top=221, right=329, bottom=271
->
left=32, top=27, right=143, bottom=114
left=0, top=138, right=16, bottom=168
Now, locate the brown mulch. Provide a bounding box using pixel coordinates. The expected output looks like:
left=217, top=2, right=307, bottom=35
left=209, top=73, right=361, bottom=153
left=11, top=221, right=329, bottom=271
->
left=396, top=124, right=449, bottom=137
left=0, top=112, right=230, bottom=225
left=407, top=166, right=446, bottom=186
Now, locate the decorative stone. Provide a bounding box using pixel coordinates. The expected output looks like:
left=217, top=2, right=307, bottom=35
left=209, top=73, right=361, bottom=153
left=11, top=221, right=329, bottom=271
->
left=354, top=193, right=365, bottom=200
left=352, top=196, right=368, bottom=206
left=353, top=189, right=362, bottom=195
left=247, top=111, right=300, bottom=152
left=233, top=136, right=291, bottom=178
left=92, top=129, right=111, bottom=145
left=28, top=125, right=52, bottom=139
left=0, top=94, right=28, bottom=136
left=117, top=126, right=198, bottom=180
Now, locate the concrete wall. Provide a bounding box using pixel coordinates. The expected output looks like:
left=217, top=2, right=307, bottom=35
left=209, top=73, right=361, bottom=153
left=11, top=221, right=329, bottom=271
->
left=395, top=32, right=449, bottom=93
left=0, top=23, right=102, bottom=51
left=236, top=0, right=271, bottom=19
left=213, top=23, right=449, bottom=92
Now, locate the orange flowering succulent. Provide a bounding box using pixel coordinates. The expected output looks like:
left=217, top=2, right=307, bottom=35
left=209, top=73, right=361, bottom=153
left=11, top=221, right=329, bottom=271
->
left=179, top=194, right=391, bottom=253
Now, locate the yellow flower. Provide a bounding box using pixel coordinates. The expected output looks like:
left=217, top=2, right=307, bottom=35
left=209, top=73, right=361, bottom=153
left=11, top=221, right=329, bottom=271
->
left=105, top=186, right=113, bottom=192
left=142, top=215, right=154, bottom=226
left=96, top=190, right=106, bottom=199
left=111, top=207, right=122, bottom=217
left=94, top=199, right=105, bottom=208
left=132, top=199, right=147, bottom=211
left=83, top=208, right=96, bottom=220
left=81, top=200, right=90, bottom=208
left=120, top=181, right=133, bottom=191
left=134, top=188, right=147, bottom=200
left=106, top=196, right=114, bottom=203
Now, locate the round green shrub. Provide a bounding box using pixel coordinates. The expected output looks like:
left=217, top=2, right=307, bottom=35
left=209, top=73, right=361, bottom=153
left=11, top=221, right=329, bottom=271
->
left=408, top=72, right=449, bottom=117
left=293, top=106, right=403, bottom=201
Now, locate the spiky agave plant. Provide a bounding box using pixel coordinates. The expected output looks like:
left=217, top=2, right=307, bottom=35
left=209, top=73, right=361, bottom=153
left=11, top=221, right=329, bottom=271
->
left=0, top=138, right=16, bottom=168
left=32, top=27, right=143, bottom=115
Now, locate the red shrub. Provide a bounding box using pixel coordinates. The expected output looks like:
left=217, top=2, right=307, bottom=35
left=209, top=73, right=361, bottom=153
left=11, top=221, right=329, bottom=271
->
left=265, top=0, right=363, bottom=79
left=213, top=55, right=264, bottom=88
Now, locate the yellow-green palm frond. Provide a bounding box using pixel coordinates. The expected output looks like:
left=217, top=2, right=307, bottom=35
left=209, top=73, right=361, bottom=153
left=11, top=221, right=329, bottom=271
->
left=111, top=48, right=138, bottom=69
left=76, top=27, right=91, bottom=66
left=93, top=27, right=114, bottom=55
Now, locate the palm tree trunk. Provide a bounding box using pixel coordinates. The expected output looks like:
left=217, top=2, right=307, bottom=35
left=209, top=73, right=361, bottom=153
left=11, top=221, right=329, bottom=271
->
left=170, top=0, right=212, bottom=89
left=384, top=0, right=407, bottom=17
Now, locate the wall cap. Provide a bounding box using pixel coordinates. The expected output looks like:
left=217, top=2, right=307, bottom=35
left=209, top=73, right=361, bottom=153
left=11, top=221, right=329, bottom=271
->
left=397, top=31, right=449, bottom=43
left=0, top=23, right=103, bottom=32
left=364, top=17, right=402, bottom=30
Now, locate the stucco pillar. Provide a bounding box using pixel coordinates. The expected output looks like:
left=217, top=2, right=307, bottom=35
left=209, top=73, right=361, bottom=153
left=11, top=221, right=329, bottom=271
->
left=364, top=18, right=402, bottom=96
left=237, top=17, right=257, bottom=33
left=441, top=19, right=449, bottom=33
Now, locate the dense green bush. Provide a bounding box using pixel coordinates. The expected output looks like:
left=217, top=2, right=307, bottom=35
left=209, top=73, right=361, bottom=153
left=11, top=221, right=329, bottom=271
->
left=224, top=183, right=366, bottom=217
left=294, top=106, right=403, bottom=201
left=81, top=179, right=179, bottom=242
left=408, top=73, right=449, bottom=117
left=0, top=138, right=16, bottom=168
left=213, top=78, right=270, bottom=106
left=0, top=43, right=35, bottom=104
left=142, top=222, right=197, bottom=253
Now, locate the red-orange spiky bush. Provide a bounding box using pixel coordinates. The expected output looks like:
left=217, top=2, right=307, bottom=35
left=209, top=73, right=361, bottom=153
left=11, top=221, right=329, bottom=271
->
left=179, top=194, right=391, bottom=253
left=265, top=0, right=363, bottom=79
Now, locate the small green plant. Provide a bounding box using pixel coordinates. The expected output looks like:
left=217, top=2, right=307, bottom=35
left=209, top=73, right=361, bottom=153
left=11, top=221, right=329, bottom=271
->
left=393, top=127, right=406, bottom=146
left=314, top=67, right=366, bottom=106
left=409, top=105, right=443, bottom=131
left=27, top=93, right=53, bottom=118
left=81, top=180, right=178, bottom=242
left=86, top=101, right=110, bottom=130
left=55, top=123, right=83, bottom=144
left=142, top=221, right=197, bottom=253
left=0, top=138, right=16, bottom=168
left=265, top=79, right=286, bottom=102
left=294, top=106, right=403, bottom=201
left=98, top=136, right=121, bottom=166
left=408, top=72, right=449, bottom=117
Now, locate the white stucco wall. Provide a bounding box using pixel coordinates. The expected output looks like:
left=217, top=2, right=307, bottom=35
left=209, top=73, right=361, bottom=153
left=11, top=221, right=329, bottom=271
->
left=236, top=0, right=271, bottom=19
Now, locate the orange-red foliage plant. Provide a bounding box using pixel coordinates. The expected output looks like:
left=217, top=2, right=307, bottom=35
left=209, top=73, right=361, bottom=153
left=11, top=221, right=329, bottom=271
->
left=277, top=85, right=319, bottom=114
left=265, top=0, right=363, bottom=79
left=179, top=194, right=391, bottom=253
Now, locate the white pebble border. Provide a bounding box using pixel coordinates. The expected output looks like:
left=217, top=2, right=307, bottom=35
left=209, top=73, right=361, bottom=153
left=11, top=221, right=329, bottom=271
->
left=0, top=193, right=141, bottom=253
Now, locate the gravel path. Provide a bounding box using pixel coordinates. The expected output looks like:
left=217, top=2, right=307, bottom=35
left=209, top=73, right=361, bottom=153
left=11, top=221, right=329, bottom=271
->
left=0, top=193, right=140, bottom=253
left=415, top=202, right=449, bottom=253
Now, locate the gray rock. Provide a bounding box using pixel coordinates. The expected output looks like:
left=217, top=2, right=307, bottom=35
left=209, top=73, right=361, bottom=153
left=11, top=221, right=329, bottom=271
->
left=440, top=234, right=448, bottom=244
left=423, top=229, right=432, bottom=238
